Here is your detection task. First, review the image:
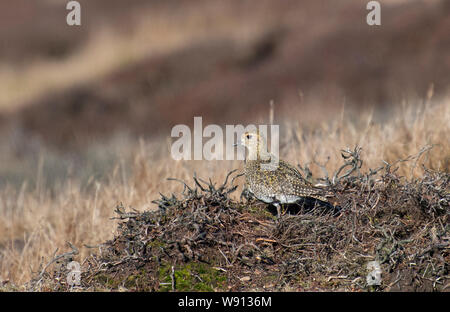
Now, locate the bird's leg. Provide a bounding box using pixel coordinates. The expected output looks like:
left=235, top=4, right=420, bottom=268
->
left=281, top=204, right=287, bottom=216
left=274, top=203, right=281, bottom=219
left=240, top=187, right=251, bottom=203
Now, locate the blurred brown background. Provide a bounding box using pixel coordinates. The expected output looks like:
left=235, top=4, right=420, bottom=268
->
left=0, top=0, right=449, bottom=186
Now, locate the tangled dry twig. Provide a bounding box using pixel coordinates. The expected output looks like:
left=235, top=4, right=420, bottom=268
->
left=28, top=146, right=449, bottom=291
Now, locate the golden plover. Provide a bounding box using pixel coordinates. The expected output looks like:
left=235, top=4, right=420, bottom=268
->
left=236, top=131, right=331, bottom=217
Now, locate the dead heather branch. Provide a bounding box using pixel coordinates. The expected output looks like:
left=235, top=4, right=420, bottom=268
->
left=29, top=148, right=449, bottom=292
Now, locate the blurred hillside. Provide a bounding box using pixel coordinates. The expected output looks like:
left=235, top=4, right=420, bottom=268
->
left=0, top=0, right=449, bottom=188
left=0, top=0, right=449, bottom=148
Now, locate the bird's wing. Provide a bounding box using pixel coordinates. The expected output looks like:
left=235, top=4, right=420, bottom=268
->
left=278, top=160, right=314, bottom=186
left=277, top=160, right=331, bottom=201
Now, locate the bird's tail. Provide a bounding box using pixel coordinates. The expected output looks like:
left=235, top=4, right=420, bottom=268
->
left=303, top=196, right=342, bottom=216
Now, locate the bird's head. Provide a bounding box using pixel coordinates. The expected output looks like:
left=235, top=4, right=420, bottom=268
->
left=236, top=131, right=269, bottom=160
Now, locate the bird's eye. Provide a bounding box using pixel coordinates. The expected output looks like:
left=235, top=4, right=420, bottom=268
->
left=246, top=134, right=251, bottom=139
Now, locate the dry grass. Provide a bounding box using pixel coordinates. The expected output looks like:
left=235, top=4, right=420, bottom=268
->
left=0, top=96, right=449, bottom=289
left=282, top=96, right=449, bottom=180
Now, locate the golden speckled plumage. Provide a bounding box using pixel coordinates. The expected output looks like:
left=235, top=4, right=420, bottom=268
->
left=238, top=131, right=328, bottom=206
left=244, top=158, right=328, bottom=204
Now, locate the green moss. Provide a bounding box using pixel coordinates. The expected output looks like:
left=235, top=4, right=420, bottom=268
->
left=246, top=204, right=274, bottom=219
left=158, top=262, right=226, bottom=292
left=147, top=239, right=166, bottom=249
left=94, top=273, right=121, bottom=289
left=295, top=275, right=312, bottom=289
left=124, top=269, right=153, bottom=290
